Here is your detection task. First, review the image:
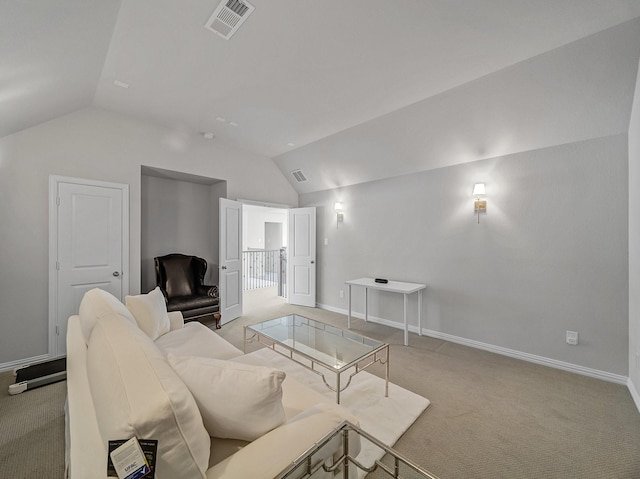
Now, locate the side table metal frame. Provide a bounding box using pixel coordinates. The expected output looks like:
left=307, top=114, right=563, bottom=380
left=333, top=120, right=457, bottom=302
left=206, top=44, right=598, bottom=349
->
left=277, top=420, right=441, bottom=479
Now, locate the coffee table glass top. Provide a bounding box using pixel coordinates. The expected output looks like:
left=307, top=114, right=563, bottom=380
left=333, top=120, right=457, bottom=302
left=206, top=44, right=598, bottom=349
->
left=246, top=314, right=385, bottom=370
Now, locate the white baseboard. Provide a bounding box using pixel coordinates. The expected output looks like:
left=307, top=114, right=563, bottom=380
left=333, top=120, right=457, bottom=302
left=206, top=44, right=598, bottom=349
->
left=0, top=354, right=51, bottom=374
left=628, top=378, right=640, bottom=413
left=317, top=303, right=629, bottom=386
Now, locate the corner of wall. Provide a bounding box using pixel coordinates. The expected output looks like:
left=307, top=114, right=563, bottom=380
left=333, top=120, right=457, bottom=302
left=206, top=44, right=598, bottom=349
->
left=628, top=378, right=640, bottom=413
left=628, top=51, right=640, bottom=414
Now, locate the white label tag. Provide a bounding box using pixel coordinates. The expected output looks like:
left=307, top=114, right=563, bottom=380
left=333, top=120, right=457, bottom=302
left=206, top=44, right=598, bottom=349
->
left=109, top=437, right=150, bottom=479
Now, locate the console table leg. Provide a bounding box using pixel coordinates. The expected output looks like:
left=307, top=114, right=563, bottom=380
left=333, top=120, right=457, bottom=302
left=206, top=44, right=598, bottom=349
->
left=347, top=284, right=352, bottom=329
left=418, top=290, right=422, bottom=336
left=364, top=287, right=368, bottom=322
left=403, top=294, right=408, bottom=346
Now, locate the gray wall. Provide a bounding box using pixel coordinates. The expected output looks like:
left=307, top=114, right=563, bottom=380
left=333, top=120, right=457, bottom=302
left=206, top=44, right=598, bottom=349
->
left=629, top=55, right=640, bottom=402
left=301, top=134, right=629, bottom=376
left=141, top=175, right=224, bottom=293
left=0, top=107, right=298, bottom=366
left=242, top=204, right=288, bottom=251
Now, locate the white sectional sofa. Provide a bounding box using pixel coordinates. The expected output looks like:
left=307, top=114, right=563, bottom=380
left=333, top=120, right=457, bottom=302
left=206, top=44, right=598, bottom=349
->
left=65, top=288, right=359, bottom=479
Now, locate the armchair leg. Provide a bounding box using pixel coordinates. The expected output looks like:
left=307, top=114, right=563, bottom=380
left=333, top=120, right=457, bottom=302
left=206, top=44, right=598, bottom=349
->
left=213, top=312, right=221, bottom=329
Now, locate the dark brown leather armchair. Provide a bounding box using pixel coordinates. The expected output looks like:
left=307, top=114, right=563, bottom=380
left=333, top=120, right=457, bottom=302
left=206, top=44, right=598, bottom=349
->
left=154, top=253, right=221, bottom=328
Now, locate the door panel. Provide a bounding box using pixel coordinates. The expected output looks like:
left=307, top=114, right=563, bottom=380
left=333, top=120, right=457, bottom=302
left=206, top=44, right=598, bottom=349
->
left=219, top=198, right=243, bottom=322
left=293, top=265, right=310, bottom=295
left=288, top=207, right=316, bottom=307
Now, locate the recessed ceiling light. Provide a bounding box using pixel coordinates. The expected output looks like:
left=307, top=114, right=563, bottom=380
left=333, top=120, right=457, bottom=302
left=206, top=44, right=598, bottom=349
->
left=287, top=142, right=295, bottom=147
left=202, top=132, right=215, bottom=140
left=229, top=121, right=239, bottom=127
left=216, top=117, right=227, bottom=123
left=113, top=80, right=129, bottom=89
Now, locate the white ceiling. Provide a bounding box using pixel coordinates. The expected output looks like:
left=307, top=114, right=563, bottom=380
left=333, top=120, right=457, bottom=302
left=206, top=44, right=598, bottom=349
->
left=3, top=0, right=640, bottom=192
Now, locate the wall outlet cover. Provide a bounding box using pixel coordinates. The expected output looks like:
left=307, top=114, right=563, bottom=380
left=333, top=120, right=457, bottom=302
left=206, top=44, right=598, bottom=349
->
left=566, top=331, right=578, bottom=345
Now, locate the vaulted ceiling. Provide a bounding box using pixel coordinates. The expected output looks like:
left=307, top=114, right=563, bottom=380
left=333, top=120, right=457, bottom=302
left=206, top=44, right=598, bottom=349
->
left=3, top=0, right=640, bottom=193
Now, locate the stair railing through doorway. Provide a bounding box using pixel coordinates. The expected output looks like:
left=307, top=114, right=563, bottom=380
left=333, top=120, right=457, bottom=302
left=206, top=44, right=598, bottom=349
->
left=242, top=247, right=287, bottom=298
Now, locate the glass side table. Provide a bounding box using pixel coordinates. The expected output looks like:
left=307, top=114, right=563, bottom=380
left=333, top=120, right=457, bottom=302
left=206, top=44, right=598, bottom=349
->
left=276, top=421, right=441, bottom=479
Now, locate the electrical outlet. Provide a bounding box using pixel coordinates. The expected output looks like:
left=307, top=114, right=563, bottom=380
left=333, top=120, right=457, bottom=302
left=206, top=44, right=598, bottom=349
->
left=324, top=238, right=329, bottom=246
left=339, top=290, right=344, bottom=299
left=566, top=331, right=578, bottom=345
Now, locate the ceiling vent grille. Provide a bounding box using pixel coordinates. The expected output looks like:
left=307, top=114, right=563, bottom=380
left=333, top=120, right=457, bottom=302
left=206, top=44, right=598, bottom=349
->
left=205, top=0, right=255, bottom=40
left=291, top=170, right=308, bottom=183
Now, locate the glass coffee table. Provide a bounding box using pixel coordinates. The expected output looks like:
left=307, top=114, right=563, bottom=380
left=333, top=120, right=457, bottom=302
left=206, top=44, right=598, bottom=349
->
left=244, top=314, right=389, bottom=404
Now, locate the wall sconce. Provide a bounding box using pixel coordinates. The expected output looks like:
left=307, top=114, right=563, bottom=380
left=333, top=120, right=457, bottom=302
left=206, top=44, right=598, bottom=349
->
left=334, top=202, right=344, bottom=228
left=473, top=183, right=486, bottom=224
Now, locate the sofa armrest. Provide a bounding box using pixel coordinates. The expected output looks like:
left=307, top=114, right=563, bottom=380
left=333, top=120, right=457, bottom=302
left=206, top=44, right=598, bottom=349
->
left=66, top=315, right=110, bottom=479
left=206, top=403, right=359, bottom=479
left=167, top=311, right=184, bottom=331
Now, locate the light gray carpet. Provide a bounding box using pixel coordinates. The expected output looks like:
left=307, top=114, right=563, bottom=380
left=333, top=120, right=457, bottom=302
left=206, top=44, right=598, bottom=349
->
left=0, top=369, right=66, bottom=478
left=2, top=287, right=639, bottom=478
left=217, top=288, right=640, bottom=478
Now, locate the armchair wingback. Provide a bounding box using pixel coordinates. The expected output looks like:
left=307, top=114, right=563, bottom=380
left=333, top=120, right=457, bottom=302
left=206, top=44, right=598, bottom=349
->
left=154, top=253, right=221, bottom=328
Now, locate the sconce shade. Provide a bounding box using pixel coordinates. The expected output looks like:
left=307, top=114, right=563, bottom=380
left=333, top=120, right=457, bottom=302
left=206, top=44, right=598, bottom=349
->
left=472, top=183, right=486, bottom=196
left=334, top=202, right=343, bottom=211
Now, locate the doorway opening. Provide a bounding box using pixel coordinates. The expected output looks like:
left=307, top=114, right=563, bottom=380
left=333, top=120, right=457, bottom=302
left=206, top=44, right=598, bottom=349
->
left=242, top=203, right=288, bottom=314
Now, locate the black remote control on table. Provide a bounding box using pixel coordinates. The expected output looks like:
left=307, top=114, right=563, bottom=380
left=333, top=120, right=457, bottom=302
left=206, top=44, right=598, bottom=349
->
left=375, top=278, right=388, bottom=284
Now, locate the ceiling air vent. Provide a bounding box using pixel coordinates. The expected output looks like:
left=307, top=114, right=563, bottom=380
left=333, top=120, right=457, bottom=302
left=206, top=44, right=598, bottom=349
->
left=205, top=0, right=255, bottom=40
left=291, top=169, right=307, bottom=183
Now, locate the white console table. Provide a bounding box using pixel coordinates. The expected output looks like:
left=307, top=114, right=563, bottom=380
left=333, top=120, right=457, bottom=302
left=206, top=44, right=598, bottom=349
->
left=345, top=277, right=426, bottom=346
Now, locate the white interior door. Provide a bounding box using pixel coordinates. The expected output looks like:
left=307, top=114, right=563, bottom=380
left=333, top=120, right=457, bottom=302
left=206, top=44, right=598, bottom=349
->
left=50, top=176, right=129, bottom=356
left=219, top=198, right=243, bottom=323
left=288, top=207, right=316, bottom=307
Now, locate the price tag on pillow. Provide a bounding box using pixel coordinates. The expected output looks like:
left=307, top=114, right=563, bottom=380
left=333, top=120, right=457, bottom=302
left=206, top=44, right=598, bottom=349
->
left=109, top=437, right=151, bottom=479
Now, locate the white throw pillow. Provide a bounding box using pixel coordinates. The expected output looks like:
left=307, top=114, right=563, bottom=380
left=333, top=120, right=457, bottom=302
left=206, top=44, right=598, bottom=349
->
left=168, top=354, right=287, bottom=441
left=88, top=315, right=210, bottom=479
left=125, top=287, right=171, bottom=340
left=78, top=288, right=136, bottom=345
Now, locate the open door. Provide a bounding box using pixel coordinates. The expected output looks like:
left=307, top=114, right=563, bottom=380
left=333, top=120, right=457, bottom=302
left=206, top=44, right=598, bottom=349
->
left=219, top=198, right=243, bottom=323
left=288, top=207, right=316, bottom=307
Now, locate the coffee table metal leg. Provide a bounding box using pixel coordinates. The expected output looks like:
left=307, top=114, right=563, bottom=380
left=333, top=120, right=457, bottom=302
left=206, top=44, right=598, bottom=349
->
left=336, top=372, right=341, bottom=404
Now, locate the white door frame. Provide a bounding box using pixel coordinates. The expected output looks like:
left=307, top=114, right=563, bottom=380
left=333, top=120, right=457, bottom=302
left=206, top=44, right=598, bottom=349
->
left=48, top=175, right=130, bottom=357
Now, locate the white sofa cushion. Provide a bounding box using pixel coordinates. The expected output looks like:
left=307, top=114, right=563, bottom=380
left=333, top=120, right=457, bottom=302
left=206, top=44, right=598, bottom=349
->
left=205, top=403, right=360, bottom=479
left=167, top=310, right=185, bottom=331
left=87, top=314, right=210, bottom=479
left=231, top=353, right=338, bottom=420
left=168, top=354, right=287, bottom=441
left=155, top=322, right=243, bottom=360
left=125, top=287, right=171, bottom=340
left=78, top=288, right=136, bottom=345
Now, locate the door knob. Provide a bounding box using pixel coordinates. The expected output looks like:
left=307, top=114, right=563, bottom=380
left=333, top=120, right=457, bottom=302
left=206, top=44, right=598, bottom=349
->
left=221, top=266, right=227, bottom=270
left=310, top=261, right=315, bottom=264
left=113, top=271, right=120, bottom=277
